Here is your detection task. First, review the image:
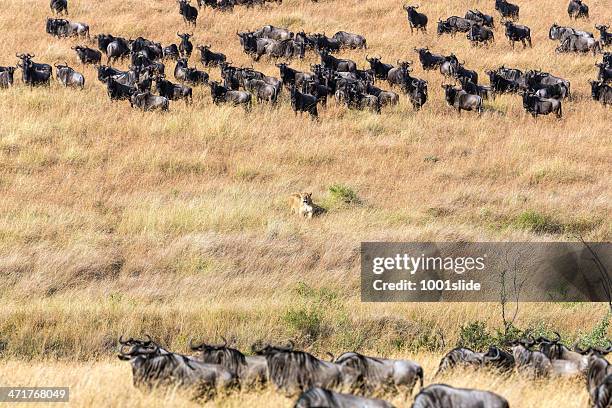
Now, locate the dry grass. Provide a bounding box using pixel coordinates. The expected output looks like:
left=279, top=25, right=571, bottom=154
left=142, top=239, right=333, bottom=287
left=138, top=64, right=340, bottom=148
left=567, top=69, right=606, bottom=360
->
left=0, top=0, right=610, bottom=406
left=0, top=356, right=591, bottom=408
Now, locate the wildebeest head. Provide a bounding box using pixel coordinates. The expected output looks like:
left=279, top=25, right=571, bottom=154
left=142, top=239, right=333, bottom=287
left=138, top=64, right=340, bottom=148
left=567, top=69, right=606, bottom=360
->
left=177, top=32, right=192, bottom=42
left=190, top=337, right=247, bottom=373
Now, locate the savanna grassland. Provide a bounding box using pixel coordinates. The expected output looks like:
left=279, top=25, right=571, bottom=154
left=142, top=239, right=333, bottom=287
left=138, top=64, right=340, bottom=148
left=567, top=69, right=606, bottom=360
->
left=0, top=0, right=610, bottom=406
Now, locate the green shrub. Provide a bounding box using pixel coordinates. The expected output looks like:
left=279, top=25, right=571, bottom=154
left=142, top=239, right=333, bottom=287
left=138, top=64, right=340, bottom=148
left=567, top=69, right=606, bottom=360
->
left=457, top=320, right=494, bottom=350
left=577, top=313, right=612, bottom=349
left=282, top=307, right=324, bottom=342
left=328, top=184, right=361, bottom=206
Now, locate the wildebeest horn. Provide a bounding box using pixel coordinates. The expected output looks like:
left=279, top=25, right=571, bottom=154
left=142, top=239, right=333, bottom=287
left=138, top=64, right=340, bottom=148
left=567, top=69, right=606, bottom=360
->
left=144, top=334, right=152, bottom=344
left=326, top=352, right=335, bottom=362
left=552, top=331, right=561, bottom=343
left=220, top=336, right=228, bottom=347
left=119, top=335, right=125, bottom=344
left=492, top=347, right=500, bottom=359
left=286, top=340, right=295, bottom=350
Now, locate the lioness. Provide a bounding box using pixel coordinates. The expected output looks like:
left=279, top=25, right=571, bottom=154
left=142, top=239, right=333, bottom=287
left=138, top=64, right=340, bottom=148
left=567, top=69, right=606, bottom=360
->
left=289, top=192, right=324, bottom=219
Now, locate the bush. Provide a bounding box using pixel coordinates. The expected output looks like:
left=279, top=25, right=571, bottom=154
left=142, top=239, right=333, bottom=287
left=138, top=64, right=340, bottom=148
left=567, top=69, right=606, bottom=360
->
left=328, top=184, right=361, bottom=206
left=457, top=321, right=494, bottom=350
left=282, top=307, right=324, bottom=342
left=577, top=313, right=612, bottom=349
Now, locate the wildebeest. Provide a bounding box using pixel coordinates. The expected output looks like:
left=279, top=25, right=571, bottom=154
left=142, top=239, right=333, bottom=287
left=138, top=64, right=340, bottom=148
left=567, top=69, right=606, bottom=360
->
left=459, top=77, right=494, bottom=99
left=435, top=347, right=485, bottom=375
left=331, top=31, right=366, bottom=49
left=503, top=21, right=532, bottom=48
left=155, top=75, right=192, bottom=104
left=190, top=339, right=268, bottom=387
left=177, top=33, right=193, bottom=58
left=465, top=9, right=494, bottom=28
left=549, top=24, right=593, bottom=42
left=590, top=81, right=612, bottom=105
left=276, top=63, right=314, bottom=88
left=596, top=25, right=612, bottom=47
left=592, top=374, right=612, bottom=408
left=406, top=78, right=428, bottom=110
left=451, top=60, right=478, bottom=85
left=442, top=85, right=483, bottom=114
left=0, top=67, right=16, bottom=88
left=209, top=81, right=252, bottom=109
left=556, top=33, right=601, bottom=54
left=163, top=44, right=180, bottom=60
left=253, top=25, right=293, bottom=41
left=130, top=37, right=163, bottom=61
left=245, top=77, right=278, bottom=104
left=585, top=349, right=612, bottom=404
left=178, top=0, right=198, bottom=26
left=290, top=86, right=318, bottom=118
left=534, top=333, right=588, bottom=374
left=72, top=46, right=101, bottom=65
left=254, top=38, right=305, bottom=61
left=50, top=0, right=68, bottom=15
left=301, top=79, right=331, bottom=107
left=411, top=384, right=509, bottom=408
left=437, top=53, right=459, bottom=77
left=522, top=92, right=563, bottom=118
left=103, top=76, right=135, bottom=100
left=387, top=60, right=412, bottom=87
left=525, top=70, right=570, bottom=97
left=533, top=83, right=569, bottom=99
left=414, top=48, right=445, bottom=70
left=311, top=34, right=341, bottom=53
left=403, top=5, right=428, bottom=34
left=196, top=45, right=226, bottom=67
left=254, top=343, right=361, bottom=395
left=46, top=18, right=67, bottom=37
left=46, top=18, right=89, bottom=38
left=495, top=0, right=519, bottom=20
left=319, top=50, right=356, bottom=73
left=437, top=16, right=472, bottom=37
left=568, top=0, right=589, bottom=19
left=486, top=70, right=520, bottom=94
left=97, top=65, right=125, bottom=82
left=174, top=58, right=208, bottom=84
left=510, top=338, right=554, bottom=376
left=16, top=54, right=52, bottom=86
left=365, top=56, right=394, bottom=79
left=333, top=351, right=423, bottom=397
left=596, top=63, right=612, bottom=83
left=467, top=24, right=495, bottom=46
left=294, top=387, right=395, bottom=408
left=54, top=63, right=84, bottom=88
left=117, top=339, right=236, bottom=398
left=95, top=34, right=130, bottom=64
left=364, top=83, right=399, bottom=107
left=130, top=91, right=169, bottom=111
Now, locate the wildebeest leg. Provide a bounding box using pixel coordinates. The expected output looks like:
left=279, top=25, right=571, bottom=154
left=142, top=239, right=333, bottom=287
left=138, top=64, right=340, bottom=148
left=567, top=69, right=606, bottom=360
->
left=409, top=23, right=413, bottom=34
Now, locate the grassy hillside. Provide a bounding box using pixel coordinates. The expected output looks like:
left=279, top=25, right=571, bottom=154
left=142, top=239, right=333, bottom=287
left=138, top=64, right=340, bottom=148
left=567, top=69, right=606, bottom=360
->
left=0, top=0, right=610, bottom=405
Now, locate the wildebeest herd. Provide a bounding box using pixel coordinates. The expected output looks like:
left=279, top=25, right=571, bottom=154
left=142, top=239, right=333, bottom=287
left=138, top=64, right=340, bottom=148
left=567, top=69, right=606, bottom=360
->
left=117, top=333, right=612, bottom=407
left=0, top=0, right=610, bottom=116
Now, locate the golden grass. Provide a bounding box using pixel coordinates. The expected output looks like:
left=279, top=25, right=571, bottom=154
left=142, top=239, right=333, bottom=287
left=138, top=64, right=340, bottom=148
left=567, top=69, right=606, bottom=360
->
left=0, top=357, right=591, bottom=408
left=0, top=0, right=611, bottom=405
